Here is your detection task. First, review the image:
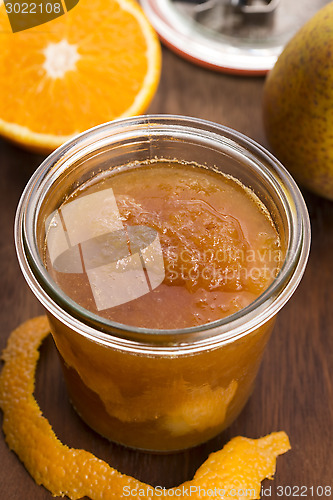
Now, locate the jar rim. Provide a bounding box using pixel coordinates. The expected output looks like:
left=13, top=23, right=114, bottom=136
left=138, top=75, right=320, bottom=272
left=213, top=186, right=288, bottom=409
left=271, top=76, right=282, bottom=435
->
left=15, top=114, right=311, bottom=351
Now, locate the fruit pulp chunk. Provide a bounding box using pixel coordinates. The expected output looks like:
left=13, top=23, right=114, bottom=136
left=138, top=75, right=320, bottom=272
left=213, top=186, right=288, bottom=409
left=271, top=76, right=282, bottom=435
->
left=45, top=161, right=282, bottom=329
left=44, top=160, right=282, bottom=450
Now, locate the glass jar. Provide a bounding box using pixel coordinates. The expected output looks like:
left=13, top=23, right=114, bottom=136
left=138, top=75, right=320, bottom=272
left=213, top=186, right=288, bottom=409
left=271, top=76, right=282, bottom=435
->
left=15, top=115, right=310, bottom=452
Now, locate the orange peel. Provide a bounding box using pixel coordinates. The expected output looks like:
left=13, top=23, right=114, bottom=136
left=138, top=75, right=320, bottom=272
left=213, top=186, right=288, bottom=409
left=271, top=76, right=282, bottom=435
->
left=0, top=316, right=291, bottom=499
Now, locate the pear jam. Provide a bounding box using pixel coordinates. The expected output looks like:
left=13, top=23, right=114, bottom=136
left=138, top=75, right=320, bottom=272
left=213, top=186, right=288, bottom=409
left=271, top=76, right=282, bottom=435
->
left=44, top=160, right=283, bottom=451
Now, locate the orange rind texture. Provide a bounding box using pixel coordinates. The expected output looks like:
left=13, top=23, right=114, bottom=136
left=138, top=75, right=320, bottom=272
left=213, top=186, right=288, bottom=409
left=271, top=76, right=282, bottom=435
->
left=0, top=316, right=291, bottom=499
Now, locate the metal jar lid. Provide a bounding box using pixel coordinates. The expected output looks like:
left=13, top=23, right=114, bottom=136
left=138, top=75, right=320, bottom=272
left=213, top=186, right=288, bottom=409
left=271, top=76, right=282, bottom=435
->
left=141, top=0, right=329, bottom=75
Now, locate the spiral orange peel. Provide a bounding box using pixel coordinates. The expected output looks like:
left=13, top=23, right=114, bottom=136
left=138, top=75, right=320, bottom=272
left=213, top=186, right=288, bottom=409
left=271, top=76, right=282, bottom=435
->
left=0, top=316, right=291, bottom=499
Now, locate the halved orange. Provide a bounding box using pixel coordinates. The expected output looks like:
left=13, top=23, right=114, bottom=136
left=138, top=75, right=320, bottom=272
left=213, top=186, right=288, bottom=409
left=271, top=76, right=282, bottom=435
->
left=0, top=0, right=161, bottom=152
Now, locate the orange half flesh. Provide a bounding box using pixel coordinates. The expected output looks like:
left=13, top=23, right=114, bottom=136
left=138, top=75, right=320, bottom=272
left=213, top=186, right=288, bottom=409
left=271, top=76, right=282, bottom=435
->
left=0, top=0, right=161, bottom=152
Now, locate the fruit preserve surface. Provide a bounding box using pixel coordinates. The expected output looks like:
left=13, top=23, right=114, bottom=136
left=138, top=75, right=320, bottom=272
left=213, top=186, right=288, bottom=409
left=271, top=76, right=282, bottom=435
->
left=45, top=161, right=281, bottom=330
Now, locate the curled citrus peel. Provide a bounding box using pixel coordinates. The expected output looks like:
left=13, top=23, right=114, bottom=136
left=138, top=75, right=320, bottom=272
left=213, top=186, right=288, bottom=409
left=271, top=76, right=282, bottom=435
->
left=0, top=316, right=291, bottom=499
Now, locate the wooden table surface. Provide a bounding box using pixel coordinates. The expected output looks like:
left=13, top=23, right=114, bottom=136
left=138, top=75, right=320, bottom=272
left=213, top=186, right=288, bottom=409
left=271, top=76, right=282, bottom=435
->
left=1, top=45, right=333, bottom=500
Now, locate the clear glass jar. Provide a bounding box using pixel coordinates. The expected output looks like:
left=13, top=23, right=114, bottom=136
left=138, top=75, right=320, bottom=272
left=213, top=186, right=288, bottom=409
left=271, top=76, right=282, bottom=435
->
left=15, top=115, right=310, bottom=452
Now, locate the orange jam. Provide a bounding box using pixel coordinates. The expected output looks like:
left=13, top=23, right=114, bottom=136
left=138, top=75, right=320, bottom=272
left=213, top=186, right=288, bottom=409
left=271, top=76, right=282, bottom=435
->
left=44, top=160, right=283, bottom=451
left=45, top=161, right=281, bottom=329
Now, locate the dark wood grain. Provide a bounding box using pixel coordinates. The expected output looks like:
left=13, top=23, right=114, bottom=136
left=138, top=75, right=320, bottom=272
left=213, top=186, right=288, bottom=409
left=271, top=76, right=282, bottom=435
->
left=1, top=46, right=333, bottom=499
